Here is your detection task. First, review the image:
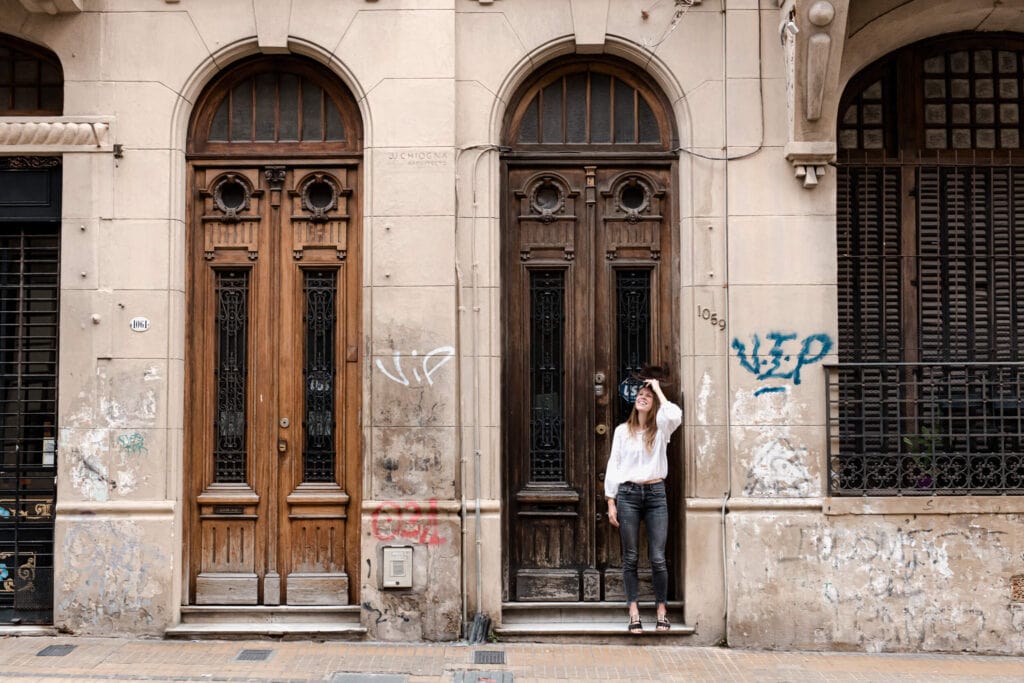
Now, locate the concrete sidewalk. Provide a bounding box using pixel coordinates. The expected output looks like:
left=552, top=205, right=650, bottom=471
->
left=0, top=635, right=1022, bottom=682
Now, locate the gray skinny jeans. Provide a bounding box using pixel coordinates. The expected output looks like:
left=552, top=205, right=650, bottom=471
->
left=615, top=480, right=669, bottom=606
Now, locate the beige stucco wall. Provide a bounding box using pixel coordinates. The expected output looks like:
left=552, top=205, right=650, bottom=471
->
left=2, top=0, right=1023, bottom=650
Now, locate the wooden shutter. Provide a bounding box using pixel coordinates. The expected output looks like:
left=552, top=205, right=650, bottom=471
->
left=916, top=166, right=1024, bottom=362
left=837, top=166, right=903, bottom=361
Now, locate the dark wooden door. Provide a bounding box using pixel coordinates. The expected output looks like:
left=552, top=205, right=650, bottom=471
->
left=503, top=162, right=677, bottom=602
left=186, top=163, right=361, bottom=605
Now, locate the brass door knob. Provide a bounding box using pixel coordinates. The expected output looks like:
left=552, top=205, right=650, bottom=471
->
left=595, top=424, right=608, bottom=435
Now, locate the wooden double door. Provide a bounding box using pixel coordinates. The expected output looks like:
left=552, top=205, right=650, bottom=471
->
left=186, top=162, right=360, bottom=606
left=502, top=162, right=679, bottom=602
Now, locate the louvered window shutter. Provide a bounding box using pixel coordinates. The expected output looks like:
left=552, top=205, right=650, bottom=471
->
left=917, top=167, right=1024, bottom=362
left=837, top=166, right=903, bottom=362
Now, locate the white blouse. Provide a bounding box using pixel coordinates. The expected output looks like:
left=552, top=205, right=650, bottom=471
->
left=603, top=400, right=683, bottom=500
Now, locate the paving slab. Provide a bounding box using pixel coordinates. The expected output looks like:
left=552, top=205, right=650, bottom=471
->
left=0, top=636, right=1021, bottom=682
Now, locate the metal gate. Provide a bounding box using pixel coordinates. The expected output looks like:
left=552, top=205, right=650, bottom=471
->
left=0, top=157, right=60, bottom=624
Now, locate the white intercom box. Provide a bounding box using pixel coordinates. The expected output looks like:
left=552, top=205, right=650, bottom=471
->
left=381, top=545, right=413, bottom=588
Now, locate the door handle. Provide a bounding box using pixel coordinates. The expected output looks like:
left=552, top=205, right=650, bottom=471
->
left=278, top=439, right=287, bottom=454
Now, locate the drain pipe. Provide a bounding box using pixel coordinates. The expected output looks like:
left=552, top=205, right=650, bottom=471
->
left=454, top=144, right=500, bottom=641
left=720, top=0, right=734, bottom=642
left=469, top=146, right=498, bottom=640
left=455, top=258, right=468, bottom=637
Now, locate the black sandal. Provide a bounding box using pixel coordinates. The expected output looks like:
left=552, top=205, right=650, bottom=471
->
left=656, top=615, right=671, bottom=632
left=628, top=615, right=643, bottom=634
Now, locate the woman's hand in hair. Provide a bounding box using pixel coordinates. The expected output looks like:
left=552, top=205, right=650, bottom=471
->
left=645, top=378, right=668, bottom=403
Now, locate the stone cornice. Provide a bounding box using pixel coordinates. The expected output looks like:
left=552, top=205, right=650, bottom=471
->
left=0, top=116, right=113, bottom=152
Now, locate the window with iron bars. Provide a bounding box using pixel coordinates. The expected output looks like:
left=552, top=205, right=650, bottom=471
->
left=832, top=33, right=1024, bottom=495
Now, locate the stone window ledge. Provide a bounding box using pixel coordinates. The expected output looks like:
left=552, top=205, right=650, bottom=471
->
left=824, top=496, right=1024, bottom=516
left=685, top=496, right=1024, bottom=515
left=0, top=116, right=113, bottom=152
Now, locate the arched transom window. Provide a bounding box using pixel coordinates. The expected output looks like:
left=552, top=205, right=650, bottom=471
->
left=505, top=60, right=673, bottom=150
left=0, top=34, right=62, bottom=115
left=188, top=56, right=361, bottom=156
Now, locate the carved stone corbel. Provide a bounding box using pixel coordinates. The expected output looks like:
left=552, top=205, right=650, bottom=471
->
left=17, top=0, right=82, bottom=14
left=779, top=0, right=849, bottom=189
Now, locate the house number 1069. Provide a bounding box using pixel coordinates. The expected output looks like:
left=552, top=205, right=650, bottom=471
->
left=697, top=305, right=727, bottom=331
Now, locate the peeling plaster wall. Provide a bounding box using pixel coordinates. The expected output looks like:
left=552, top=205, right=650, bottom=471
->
left=360, top=510, right=462, bottom=641
left=55, top=518, right=173, bottom=635
left=728, top=512, right=1024, bottom=653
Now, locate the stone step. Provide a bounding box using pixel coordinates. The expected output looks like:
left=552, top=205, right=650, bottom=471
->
left=167, top=606, right=366, bottom=640
left=499, top=600, right=685, bottom=623
left=178, top=605, right=362, bottom=624
left=495, top=601, right=694, bottom=642
left=494, top=620, right=695, bottom=642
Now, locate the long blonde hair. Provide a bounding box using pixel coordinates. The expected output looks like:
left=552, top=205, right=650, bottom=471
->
left=625, top=388, right=660, bottom=452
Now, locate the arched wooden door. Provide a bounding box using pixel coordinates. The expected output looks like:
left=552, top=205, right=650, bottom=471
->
left=185, top=57, right=362, bottom=606
left=501, top=59, right=681, bottom=602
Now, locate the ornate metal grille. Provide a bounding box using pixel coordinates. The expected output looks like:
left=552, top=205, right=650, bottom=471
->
left=827, top=363, right=1024, bottom=494
left=213, top=270, right=249, bottom=483
left=922, top=48, right=1022, bottom=150
left=303, top=270, right=336, bottom=483
left=529, top=270, right=565, bottom=483
left=0, top=223, right=59, bottom=624
left=616, top=269, right=651, bottom=425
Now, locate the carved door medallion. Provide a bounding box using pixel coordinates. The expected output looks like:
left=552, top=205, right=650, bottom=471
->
left=185, top=56, right=363, bottom=607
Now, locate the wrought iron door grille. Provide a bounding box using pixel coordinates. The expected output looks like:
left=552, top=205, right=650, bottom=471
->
left=0, top=225, right=59, bottom=624
left=615, top=269, right=651, bottom=425
left=213, top=269, right=249, bottom=483
left=826, top=363, right=1024, bottom=495
left=302, top=270, right=336, bottom=482
left=528, top=270, right=565, bottom=483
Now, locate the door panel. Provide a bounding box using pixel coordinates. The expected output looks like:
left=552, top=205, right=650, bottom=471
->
left=503, top=163, right=677, bottom=603
left=187, top=163, right=360, bottom=606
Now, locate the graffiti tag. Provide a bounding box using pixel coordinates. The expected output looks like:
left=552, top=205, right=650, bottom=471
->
left=375, top=346, right=455, bottom=387
left=371, top=499, right=445, bottom=545
left=732, top=331, right=833, bottom=396
left=116, top=432, right=148, bottom=456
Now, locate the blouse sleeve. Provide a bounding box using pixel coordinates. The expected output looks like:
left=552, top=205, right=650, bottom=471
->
left=603, top=426, right=626, bottom=500
left=656, top=400, right=683, bottom=440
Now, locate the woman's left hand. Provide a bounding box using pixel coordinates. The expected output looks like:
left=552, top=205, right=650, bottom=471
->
left=645, top=378, right=667, bottom=401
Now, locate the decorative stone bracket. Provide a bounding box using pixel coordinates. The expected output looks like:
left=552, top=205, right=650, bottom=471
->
left=0, top=117, right=114, bottom=152
left=778, top=0, right=849, bottom=189
left=17, top=0, right=81, bottom=13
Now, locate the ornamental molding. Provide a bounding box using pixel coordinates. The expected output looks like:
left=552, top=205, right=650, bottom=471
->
left=778, top=0, right=849, bottom=189
left=0, top=117, right=114, bottom=152
left=17, top=0, right=82, bottom=14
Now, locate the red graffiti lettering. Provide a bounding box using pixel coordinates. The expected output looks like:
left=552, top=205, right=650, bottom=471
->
left=371, top=499, right=445, bottom=545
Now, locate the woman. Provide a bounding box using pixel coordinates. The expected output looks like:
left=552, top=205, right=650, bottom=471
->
left=604, top=370, right=682, bottom=634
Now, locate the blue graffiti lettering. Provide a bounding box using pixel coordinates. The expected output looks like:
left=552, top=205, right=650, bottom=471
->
left=732, top=331, right=833, bottom=396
